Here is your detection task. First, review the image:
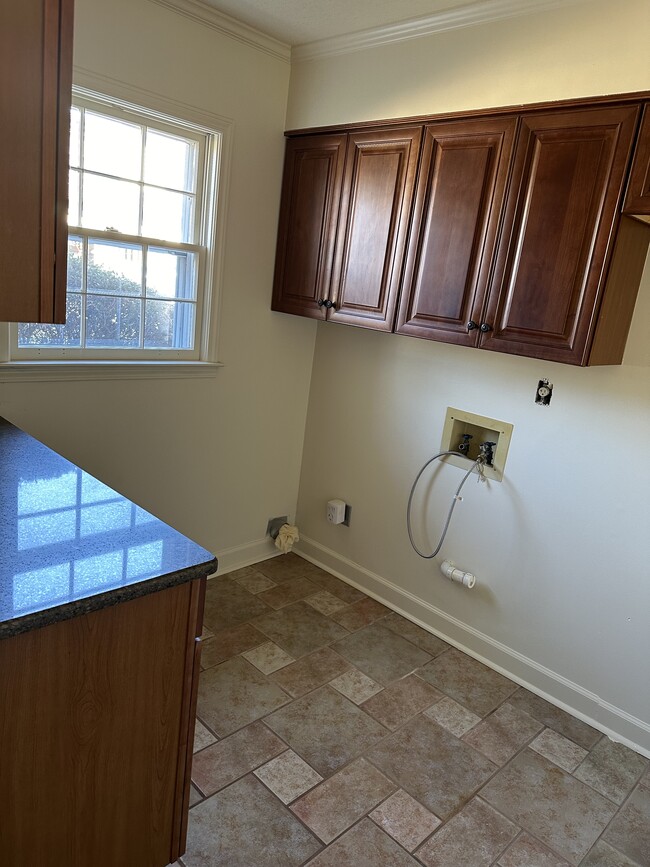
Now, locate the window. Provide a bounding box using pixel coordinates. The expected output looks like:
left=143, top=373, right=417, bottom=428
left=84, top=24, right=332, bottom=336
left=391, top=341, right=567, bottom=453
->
left=11, top=91, right=221, bottom=363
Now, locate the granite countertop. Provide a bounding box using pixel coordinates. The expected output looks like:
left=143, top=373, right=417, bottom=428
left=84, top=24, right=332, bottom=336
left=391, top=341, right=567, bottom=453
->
left=0, top=417, right=217, bottom=639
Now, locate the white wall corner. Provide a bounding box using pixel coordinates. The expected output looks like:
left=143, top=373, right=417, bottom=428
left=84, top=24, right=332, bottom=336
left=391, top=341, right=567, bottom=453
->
left=295, top=536, right=650, bottom=758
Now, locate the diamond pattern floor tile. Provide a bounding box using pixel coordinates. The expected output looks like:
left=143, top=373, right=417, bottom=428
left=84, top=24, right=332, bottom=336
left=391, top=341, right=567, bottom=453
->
left=602, top=785, right=650, bottom=865
left=481, top=749, right=617, bottom=864
left=269, top=646, right=351, bottom=697
left=183, top=775, right=321, bottom=867
left=291, top=758, right=396, bottom=843
left=361, top=673, right=441, bottom=730
left=573, top=738, right=648, bottom=804
left=185, top=558, right=648, bottom=867
left=418, top=648, right=517, bottom=716
left=497, top=832, right=570, bottom=866
left=416, top=797, right=518, bottom=867
left=304, top=818, right=421, bottom=867
left=333, top=622, right=432, bottom=684
left=202, top=577, right=270, bottom=632
left=196, top=656, right=289, bottom=736
left=254, top=749, right=323, bottom=804
left=191, top=721, right=286, bottom=796
left=265, top=685, right=388, bottom=776
left=254, top=601, right=349, bottom=658
left=507, top=688, right=601, bottom=750
left=370, top=789, right=441, bottom=851
left=366, top=714, right=497, bottom=819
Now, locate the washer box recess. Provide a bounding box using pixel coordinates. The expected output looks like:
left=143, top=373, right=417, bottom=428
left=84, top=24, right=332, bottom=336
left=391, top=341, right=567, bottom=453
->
left=440, top=407, right=513, bottom=482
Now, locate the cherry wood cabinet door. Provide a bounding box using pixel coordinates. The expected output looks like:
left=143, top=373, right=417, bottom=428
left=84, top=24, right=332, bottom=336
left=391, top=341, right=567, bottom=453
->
left=396, top=117, right=517, bottom=345
left=328, top=127, right=422, bottom=330
left=623, top=104, right=650, bottom=217
left=0, top=0, right=73, bottom=323
left=481, top=105, right=639, bottom=364
left=272, top=134, right=347, bottom=319
left=0, top=579, right=205, bottom=867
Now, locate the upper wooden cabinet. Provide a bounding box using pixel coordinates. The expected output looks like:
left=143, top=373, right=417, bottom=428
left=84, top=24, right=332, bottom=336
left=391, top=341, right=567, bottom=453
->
left=328, top=127, right=421, bottom=330
left=273, top=127, right=421, bottom=331
left=623, top=104, right=650, bottom=217
left=272, top=92, right=650, bottom=366
left=396, top=117, right=516, bottom=345
left=272, top=133, right=346, bottom=320
left=0, top=0, right=73, bottom=324
left=481, top=105, right=640, bottom=365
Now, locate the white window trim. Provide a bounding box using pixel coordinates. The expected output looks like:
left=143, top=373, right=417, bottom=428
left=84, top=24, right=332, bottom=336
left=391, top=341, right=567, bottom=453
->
left=0, top=69, right=233, bottom=381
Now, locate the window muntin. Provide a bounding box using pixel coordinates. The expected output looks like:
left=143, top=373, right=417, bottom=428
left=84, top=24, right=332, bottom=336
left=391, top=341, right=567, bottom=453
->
left=14, top=94, right=217, bottom=360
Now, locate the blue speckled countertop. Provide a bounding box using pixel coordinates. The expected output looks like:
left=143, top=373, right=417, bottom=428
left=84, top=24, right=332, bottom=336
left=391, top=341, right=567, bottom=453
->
left=0, top=417, right=217, bottom=639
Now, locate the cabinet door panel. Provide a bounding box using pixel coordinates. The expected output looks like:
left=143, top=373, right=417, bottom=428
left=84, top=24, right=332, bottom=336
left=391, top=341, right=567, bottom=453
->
left=623, top=104, right=650, bottom=217
left=0, top=0, right=72, bottom=323
left=329, top=127, right=421, bottom=330
left=482, top=106, right=639, bottom=364
left=272, top=134, right=346, bottom=319
left=0, top=582, right=198, bottom=867
left=396, top=117, right=516, bottom=344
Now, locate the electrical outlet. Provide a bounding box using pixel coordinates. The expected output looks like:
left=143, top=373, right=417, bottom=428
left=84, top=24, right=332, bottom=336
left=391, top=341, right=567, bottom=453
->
left=535, top=379, right=553, bottom=406
left=327, top=499, right=347, bottom=524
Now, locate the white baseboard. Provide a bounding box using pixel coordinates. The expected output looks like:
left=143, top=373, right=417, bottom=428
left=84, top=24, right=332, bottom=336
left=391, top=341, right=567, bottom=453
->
left=296, top=535, right=650, bottom=758
left=209, top=536, right=280, bottom=577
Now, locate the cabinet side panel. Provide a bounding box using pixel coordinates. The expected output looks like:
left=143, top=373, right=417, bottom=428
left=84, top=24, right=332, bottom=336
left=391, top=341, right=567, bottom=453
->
left=0, top=0, right=45, bottom=321
left=0, top=582, right=193, bottom=867
left=623, top=104, right=650, bottom=216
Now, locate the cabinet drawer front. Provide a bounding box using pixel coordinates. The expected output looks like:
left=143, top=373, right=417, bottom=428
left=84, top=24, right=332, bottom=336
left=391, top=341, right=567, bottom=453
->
left=396, top=117, right=517, bottom=344
left=272, top=134, right=347, bottom=318
left=482, top=105, right=639, bottom=364
left=329, top=127, right=421, bottom=330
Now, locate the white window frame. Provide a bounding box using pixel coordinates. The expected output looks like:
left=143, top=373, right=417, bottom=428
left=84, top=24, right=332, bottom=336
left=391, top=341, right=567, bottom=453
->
left=0, top=77, right=232, bottom=381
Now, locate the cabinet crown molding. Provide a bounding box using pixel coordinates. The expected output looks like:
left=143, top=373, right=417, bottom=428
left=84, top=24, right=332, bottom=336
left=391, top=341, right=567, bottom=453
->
left=291, top=0, right=596, bottom=62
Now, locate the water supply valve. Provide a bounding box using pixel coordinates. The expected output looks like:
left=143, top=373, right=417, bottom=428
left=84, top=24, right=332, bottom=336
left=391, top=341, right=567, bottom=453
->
left=457, top=433, right=473, bottom=456
left=479, top=441, right=496, bottom=466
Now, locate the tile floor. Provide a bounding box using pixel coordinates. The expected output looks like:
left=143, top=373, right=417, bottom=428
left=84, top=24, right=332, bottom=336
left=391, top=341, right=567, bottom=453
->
left=173, top=553, right=650, bottom=867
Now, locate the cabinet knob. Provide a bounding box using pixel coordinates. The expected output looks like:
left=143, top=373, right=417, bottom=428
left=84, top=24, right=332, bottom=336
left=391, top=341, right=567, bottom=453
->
left=479, top=322, right=492, bottom=333
left=324, top=299, right=335, bottom=309
left=466, top=320, right=478, bottom=331
left=317, top=299, right=325, bottom=307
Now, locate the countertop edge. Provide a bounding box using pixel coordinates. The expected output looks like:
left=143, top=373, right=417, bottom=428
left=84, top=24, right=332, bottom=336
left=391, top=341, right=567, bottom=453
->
left=0, top=557, right=218, bottom=641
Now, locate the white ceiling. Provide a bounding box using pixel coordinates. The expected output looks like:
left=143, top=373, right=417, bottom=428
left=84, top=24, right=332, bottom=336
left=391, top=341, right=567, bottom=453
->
left=201, top=0, right=483, bottom=46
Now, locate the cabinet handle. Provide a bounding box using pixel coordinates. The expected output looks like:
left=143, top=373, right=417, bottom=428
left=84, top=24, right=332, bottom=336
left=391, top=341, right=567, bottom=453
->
left=479, top=322, right=492, bottom=333
left=466, top=320, right=478, bottom=331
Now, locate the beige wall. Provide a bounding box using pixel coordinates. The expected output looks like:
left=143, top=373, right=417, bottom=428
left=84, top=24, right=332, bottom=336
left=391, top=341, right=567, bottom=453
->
left=289, top=0, right=650, bottom=752
left=0, top=0, right=317, bottom=569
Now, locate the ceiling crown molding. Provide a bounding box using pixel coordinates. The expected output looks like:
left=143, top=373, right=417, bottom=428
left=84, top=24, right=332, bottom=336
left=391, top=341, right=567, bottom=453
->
left=147, top=0, right=291, bottom=62
left=292, top=0, right=594, bottom=62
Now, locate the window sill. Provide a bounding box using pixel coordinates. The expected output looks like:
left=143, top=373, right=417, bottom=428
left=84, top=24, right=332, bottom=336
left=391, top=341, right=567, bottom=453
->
left=0, top=361, right=223, bottom=382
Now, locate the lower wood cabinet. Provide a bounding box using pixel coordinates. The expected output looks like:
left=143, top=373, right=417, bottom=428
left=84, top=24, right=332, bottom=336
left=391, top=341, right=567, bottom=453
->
left=273, top=91, right=650, bottom=366
left=0, top=577, right=205, bottom=867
